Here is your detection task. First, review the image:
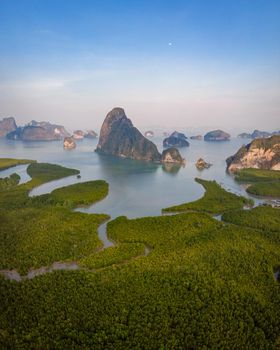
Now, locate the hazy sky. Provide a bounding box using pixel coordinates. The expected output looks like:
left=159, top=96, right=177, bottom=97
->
left=0, top=0, right=279, bottom=133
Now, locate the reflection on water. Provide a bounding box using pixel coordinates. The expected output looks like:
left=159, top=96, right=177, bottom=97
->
left=162, top=163, right=182, bottom=175
left=0, top=137, right=262, bottom=219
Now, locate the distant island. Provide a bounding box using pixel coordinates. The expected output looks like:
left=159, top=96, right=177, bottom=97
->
left=204, top=130, right=231, bottom=141
left=238, top=129, right=280, bottom=139
left=73, top=130, right=98, bottom=140
left=6, top=120, right=69, bottom=141
left=0, top=117, right=98, bottom=142
left=163, top=131, right=189, bottom=148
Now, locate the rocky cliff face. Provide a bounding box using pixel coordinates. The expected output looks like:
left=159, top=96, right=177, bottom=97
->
left=7, top=121, right=69, bottom=141
left=161, top=147, right=185, bottom=164
left=0, top=117, right=17, bottom=137
left=226, top=135, right=280, bottom=172
left=63, top=137, right=76, bottom=149
left=196, top=158, right=212, bottom=170
left=204, top=130, right=230, bottom=141
left=96, top=108, right=161, bottom=162
left=163, top=131, right=189, bottom=148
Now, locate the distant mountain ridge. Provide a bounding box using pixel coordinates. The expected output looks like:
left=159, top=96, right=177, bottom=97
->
left=238, top=129, right=280, bottom=139
left=7, top=120, right=70, bottom=141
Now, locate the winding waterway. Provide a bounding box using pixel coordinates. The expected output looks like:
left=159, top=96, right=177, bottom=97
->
left=0, top=136, right=270, bottom=281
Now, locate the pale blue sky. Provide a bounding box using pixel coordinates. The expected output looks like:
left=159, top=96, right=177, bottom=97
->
left=0, top=0, right=279, bottom=132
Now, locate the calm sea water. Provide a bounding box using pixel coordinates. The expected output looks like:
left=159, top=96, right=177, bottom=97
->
left=0, top=137, right=260, bottom=219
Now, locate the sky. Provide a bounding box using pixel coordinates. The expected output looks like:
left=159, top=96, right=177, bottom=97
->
left=0, top=0, right=279, bottom=133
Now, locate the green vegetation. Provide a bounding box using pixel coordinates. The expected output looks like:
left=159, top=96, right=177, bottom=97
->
left=0, top=161, right=109, bottom=274
left=27, top=162, right=80, bottom=182
left=0, top=158, right=35, bottom=170
left=0, top=207, right=108, bottom=274
left=1, top=209, right=280, bottom=349
left=51, top=180, right=109, bottom=208
left=0, top=162, right=82, bottom=209
left=235, top=168, right=280, bottom=183
left=247, top=182, right=280, bottom=197
left=1, top=162, right=280, bottom=349
left=222, top=206, right=280, bottom=233
left=80, top=243, right=145, bottom=269
left=234, top=168, right=280, bottom=197
left=0, top=173, right=20, bottom=190
left=163, top=178, right=253, bottom=214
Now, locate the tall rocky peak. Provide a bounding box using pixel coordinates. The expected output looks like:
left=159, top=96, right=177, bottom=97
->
left=226, top=135, right=280, bottom=172
left=96, top=108, right=161, bottom=162
left=0, top=117, right=17, bottom=137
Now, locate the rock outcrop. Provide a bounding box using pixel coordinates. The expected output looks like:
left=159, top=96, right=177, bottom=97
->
left=96, top=108, right=161, bottom=162
left=226, top=135, right=280, bottom=172
left=161, top=147, right=185, bottom=164
left=163, top=131, right=189, bottom=148
left=84, top=130, right=97, bottom=138
left=63, top=137, right=76, bottom=150
left=73, top=130, right=84, bottom=140
left=196, top=158, right=212, bottom=170
left=204, top=130, right=230, bottom=141
left=190, top=135, right=202, bottom=140
left=0, top=117, right=17, bottom=137
left=144, top=131, right=154, bottom=137
left=7, top=121, right=69, bottom=141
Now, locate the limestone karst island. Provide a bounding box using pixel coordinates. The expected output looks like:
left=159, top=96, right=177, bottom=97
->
left=0, top=1, right=280, bottom=349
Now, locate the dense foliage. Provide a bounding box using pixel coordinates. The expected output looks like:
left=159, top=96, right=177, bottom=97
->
left=1, top=210, right=280, bottom=349
left=0, top=160, right=280, bottom=349
left=51, top=180, right=109, bottom=208
left=234, top=168, right=280, bottom=197
left=0, top=162, right=82, bottom=209
left=0, top=160, right=109, bottom=274
left=235, top=168, right=280, bottom=183
left=0, top=173, right=20, bottom=190
left=222, top=206, right=280, bottom=233
left=27, top=162, right=80, bottom=182
left=80, top=242, right=146, bottom=269
left=163, top=178, right=253, bottom=214
left=0, top=207, right=108, bottom=274
left=0, top=158, right=35, bottom=170
left=247, top=182, right=280, bottom=197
